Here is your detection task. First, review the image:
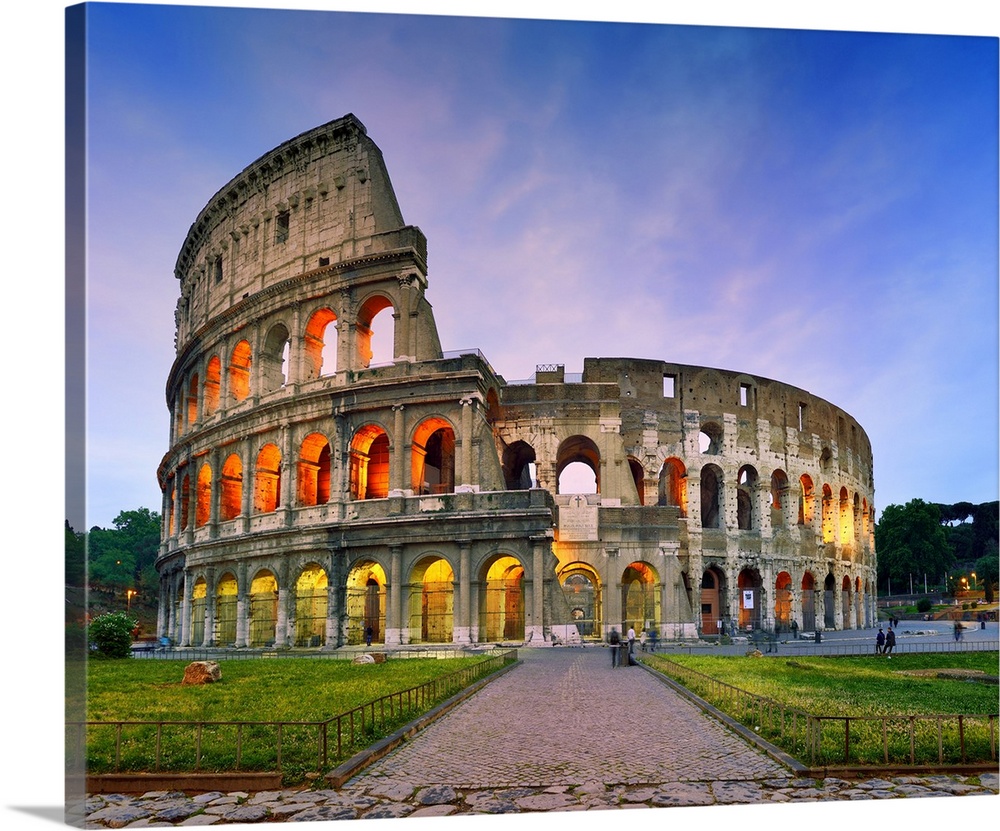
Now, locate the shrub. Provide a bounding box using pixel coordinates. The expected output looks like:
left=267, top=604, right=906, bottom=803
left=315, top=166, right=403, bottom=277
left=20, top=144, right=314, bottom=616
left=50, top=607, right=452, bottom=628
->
left=916, top=598, right=932, bottom=613
left=88, top=611, right=138, bottom=659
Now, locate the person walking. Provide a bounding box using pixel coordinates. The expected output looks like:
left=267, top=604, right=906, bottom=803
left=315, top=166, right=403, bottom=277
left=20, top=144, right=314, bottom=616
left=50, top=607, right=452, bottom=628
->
left=627, top=626, right=636, bottom=666
left=884, top=626, right=896, bottom=657
left=608, top=627, right=621, bottom=667
left=365, top=625, right=373, bottom=646
left=875, top=627, right=885, bottom=655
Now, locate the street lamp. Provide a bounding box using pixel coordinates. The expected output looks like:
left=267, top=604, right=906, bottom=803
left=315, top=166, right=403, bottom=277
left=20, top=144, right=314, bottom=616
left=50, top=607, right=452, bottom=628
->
left=126, top=589, right=136, bottom=611
left=971, top=572, right=977, bottom=590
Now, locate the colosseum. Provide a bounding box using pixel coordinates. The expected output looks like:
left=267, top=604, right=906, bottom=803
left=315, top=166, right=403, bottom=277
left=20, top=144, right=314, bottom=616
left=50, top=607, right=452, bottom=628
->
left=156, top=113, right=877, bottom=649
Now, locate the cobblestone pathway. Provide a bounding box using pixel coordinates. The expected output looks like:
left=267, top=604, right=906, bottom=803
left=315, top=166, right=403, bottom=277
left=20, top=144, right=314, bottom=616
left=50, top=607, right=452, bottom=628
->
left=82, top=647, right=999, bottom=826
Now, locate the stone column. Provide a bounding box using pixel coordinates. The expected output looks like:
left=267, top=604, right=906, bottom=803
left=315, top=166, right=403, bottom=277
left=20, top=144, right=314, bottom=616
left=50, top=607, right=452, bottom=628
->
left=280, top=422, right=294, bottom=526
left=396, top=273, right=414, bottom=362
left=208, top=448, right=220, bottom=539
left=203, top=568, right=216, bottom=647
left=458, top=397, right=475, bottom=490
left=235, top=563, right=249, bottom=648
left=455, top=540, right=472, bottom=643
left=275, top=560, right=291, bottom=647
left=527, top=537, right=547, bottom=643
left=385, top=545, right=404, bottom=645
left=390, top=404, right=406, bottom=495
left=179, top=568, right=193, bottom=647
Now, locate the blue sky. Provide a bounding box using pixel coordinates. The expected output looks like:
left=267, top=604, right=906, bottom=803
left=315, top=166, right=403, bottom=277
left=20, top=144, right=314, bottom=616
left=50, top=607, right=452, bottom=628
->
left=2, top=3, right=997, bottom=830
left=71, top=3, right=997, bottom=532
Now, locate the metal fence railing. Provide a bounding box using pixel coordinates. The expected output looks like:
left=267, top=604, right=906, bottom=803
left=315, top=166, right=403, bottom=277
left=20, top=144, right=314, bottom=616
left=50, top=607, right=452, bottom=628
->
left=647, top=657, right=998, bottom=769
left=72, top=649, right=517, bottom=779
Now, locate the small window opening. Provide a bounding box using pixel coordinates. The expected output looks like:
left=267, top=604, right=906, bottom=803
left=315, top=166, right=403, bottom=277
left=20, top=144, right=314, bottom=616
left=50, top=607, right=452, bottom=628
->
left=319, top=256, right=329, bottom=267
left=275, top=210, right=290, bottom=244
left=213, top=256, right=223, bottom=283
left=739, top=383, right=751, bottom=407
left=798, top=403, right=806, bottom=431
left=663, top=374, right=676, bottom=398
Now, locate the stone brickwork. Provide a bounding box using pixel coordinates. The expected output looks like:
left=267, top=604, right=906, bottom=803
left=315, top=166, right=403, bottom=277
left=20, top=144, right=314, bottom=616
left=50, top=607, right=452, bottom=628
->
left=156, top=114, right=876, bottom=650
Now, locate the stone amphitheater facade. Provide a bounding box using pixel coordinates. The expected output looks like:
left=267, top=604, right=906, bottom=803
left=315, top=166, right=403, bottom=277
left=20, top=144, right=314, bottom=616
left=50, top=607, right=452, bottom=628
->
left=156, top=114, right=877, bottom=649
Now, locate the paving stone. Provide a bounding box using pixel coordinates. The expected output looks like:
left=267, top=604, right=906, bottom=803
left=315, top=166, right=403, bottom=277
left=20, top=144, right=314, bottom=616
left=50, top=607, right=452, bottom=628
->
left=408, top=804, right=458, bottom=817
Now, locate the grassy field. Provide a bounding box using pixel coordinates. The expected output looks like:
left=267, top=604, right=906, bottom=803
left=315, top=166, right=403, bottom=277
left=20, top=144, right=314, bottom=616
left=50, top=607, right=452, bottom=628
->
left=78, top=654, right=506, bottom=781
left=643, top=651, right=999, bottom=767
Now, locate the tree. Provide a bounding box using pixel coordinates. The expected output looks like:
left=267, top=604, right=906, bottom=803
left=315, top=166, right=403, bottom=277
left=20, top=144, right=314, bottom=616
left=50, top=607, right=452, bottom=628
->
left=975, top=538, right=999, bottom=604
left=65, top=520, right=85, bottom=587
left=875, top=499, right=952, bottom=591
left=88, top=611, right=138, bottom=658
left=86, top=508, right=161, bottom=593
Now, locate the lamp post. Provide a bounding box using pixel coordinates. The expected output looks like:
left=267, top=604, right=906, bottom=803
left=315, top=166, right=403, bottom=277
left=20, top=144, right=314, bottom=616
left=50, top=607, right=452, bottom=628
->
left=971, top=572, right=977, bottom=590
left=126, top=589, right=136, bottom=612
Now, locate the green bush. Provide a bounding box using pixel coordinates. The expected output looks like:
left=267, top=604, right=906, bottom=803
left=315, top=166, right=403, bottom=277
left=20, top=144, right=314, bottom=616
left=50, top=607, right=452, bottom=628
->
left=88, top=611, right=138, bottom=659
left=916, top=598, right=932, bottom=613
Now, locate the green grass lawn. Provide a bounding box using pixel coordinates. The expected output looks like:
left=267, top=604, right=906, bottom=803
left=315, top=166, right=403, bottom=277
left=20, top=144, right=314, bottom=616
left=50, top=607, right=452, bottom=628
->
left=643, top=652, right=999, bottom=767
left=78, top=654, right=505, bottom=781
left=643, top=652, right=999, bottom=715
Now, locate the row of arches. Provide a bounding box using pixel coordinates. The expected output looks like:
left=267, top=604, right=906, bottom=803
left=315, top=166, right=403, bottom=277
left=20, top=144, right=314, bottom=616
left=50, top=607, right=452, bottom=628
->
left=172, top=296, right=397, bottom=441
left=166, top=418, right=459, bottom=533
left=699, top=567, right=873, bottom=633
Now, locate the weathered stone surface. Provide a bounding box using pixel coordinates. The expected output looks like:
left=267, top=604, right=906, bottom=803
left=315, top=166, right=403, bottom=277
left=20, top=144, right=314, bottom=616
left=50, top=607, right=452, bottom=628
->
left=181, top=661, right=221, bottom=685
left=414, top=785, right=458, bottom=805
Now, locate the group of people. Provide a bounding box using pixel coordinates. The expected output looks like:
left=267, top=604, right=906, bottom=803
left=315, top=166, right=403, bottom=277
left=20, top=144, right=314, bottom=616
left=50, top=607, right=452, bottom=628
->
left=874, top=625, right=896, bottom=657
left=607, top=626, right=639, bottom=667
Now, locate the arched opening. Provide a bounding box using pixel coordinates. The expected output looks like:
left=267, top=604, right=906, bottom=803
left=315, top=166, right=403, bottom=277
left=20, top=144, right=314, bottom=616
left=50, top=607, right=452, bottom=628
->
left=556, top=435, right=600, bottom=494
left=840, top=487, right=854, bottom=549
left=229, top=340, right=252, bottom=402
left=254, top=443, right=281, bottom=513
left=622, top=561, right=660, bottom=634
left=297, top=433, right=331, bottom=506
left=558, top=564, right=602, bottom=639
left=484, top=389, right=501, bottom=424
left=855, top=576, right=864, bottom=629
left=249, top=570, right=278, bottom=647
left=481, top=555, right=525, bottom=642
left=261, top=323, right=291, bottom=393
left=700, top=464, right=723, bottom=528
left=294, top=564, right=328, bottom=647
left=627, top=457, right=645, bottom=505
left=737, top=568, right=762, bottom=630
left=180, top=471, right=191, bottom=532
left=350, top=425, right=390, bottom=500
left=821, top=484, right=835, bottom=543
left=357, top=294, right=394, bottom=368
left=700, top=567, right=725, bottom=635
left=775, top=572, right=792, bottom=630
left=824, top=573, right=836, bottom=628
left=186, top=374, right=199, bottom=431
left=410, top=557, right=454, bottom=643
left=798, top=474, right=815, bottom=525
left=190, top=577, right=207, bottom=646
left=861, top=497, right=870, bottom=543
left=770, top=469, right=789, bottom=528
left=303, top=307, right=338, bottom=379
left=346, top=561, right=386, bottom=645
left=801, top=571, right=816, bottom=630
left=412, top=418, right=456, bottom=495
left=658, top=457, right=687, bottom=515
left=841, top=574, right=852, bottom=630
left=195, top=462, right=212, bottom=527
left=215, top=572, right=238, bottom=647
left=502, top=440, right=536, bottom=490
left=220, top=454, right=243, bottom=521
left=699, top=422, right=723, bottom=455
left=737, top=465, right=758, bottom=530
left=203, top=355, right=221, bottom=417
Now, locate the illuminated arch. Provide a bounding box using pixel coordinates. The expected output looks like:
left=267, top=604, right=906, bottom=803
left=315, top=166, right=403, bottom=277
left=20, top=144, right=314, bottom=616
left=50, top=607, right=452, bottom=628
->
left=775, top=571, right=792, bottom=629
left=254, top=443, right=281, bottom=513
left=220, top=453, right=242, bottom=521
left=700, top=566, right=725, bottom=634
left=840, top=487, right=854, bottom=548
left=203, top=355, right=221, bottom=416
left=770, top=469, right=789, bottom=527
left=180, top=470, right=191, bottom=532
left=261, top=322, right=290, bottom=393
left=350, top=424, right=390, bottom=499
left=412, top=417, right=455, bottom=495
left=821, top=484, right=835, bottom=543
left=294, top=563, right=329, bottom=647
left=798, top=474, right=815, bottom=525
left=627, top=456, right=645, bottom=505
left=195, top=462, right=212, bottom=527
left=356, top=294, right=394, bottom=368
left=658, top=457, right=687, bottom=515
left=186, top=374, right=199, bottom=431
left=409, top=556, right=454, bottom=643
left=480, top=554, right=525, bottom=642
left=297, top=432, right=331, bottom=506
left=622, top=561, right=660, bottom=633
left=556, top=435, right=600, bottom=494
left=229, top=340, right=252, bottom=402
left=841, top=574, right=852, bottom=629
left=557, top=563, right=602, bottom=638
left=303, top=307, right=338, bottom=379
left=215, top=572, right=238, bottom=647
left=346, top=560, right=386, bottom=645
left=249, top=569, right=278, bottom=647
left=801, top=571, right=816, bottom=630
left=190, top=577, right=207, bottom=646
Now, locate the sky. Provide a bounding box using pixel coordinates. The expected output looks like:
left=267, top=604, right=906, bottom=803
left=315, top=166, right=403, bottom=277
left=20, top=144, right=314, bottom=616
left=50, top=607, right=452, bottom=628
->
left=1, top=3, right=997, bottom=829
left=66, top=2, right=998, bottom=533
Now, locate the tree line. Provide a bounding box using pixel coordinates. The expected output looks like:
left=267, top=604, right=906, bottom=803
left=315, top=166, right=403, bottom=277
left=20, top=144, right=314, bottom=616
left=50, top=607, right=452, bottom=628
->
left=65, top=507, right=161, bottom=597
left=875, top=499, right=998, bottom=602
